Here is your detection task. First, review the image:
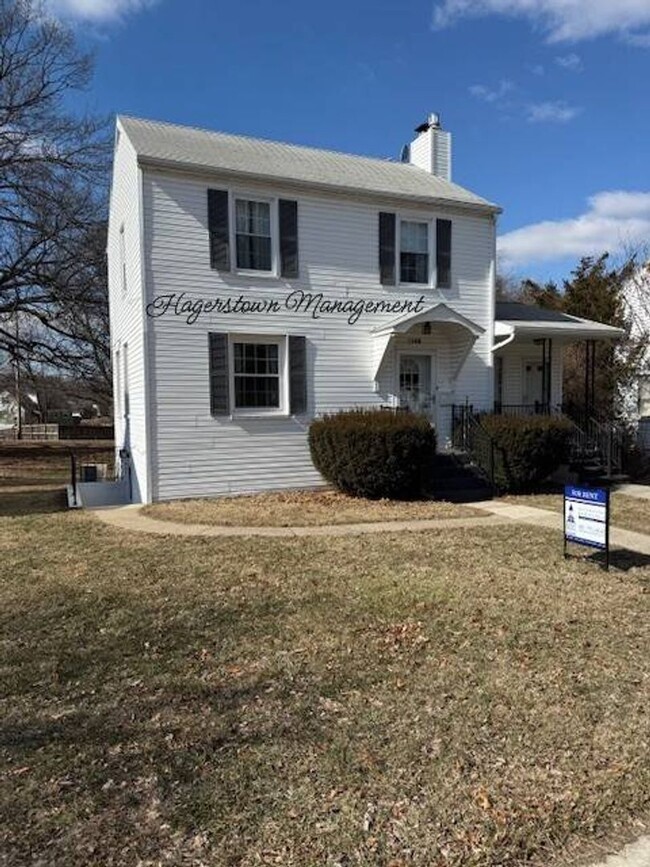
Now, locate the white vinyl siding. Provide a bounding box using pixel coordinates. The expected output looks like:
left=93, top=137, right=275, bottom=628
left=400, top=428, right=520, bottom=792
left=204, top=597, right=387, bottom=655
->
left=495, top=341, right=564, bottom=410
left=138, top=167, right=495, bottom=500
left=107, top=125, right=149, bottom=502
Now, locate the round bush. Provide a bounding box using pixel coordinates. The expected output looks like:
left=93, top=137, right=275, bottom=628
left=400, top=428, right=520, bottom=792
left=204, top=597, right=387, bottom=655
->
left=308, top=409, right=436, bottom=499
left=480, top=413, right=574, bottom=492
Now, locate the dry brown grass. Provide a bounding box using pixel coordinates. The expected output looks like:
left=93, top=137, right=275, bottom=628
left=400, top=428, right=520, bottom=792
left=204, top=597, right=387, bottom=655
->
left=1, top=491, right=649, bottom=866
left=502, top=492, right=650, bottom=536
left=142, top=489, right=487, bottom=527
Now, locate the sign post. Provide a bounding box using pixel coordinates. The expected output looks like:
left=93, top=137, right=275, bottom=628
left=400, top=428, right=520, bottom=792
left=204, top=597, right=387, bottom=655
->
left=563, top=485, right=610, bottom=570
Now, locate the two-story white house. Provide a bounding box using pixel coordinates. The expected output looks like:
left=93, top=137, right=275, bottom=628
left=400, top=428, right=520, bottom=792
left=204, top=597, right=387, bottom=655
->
left=108, top=114, right=622, bottom=503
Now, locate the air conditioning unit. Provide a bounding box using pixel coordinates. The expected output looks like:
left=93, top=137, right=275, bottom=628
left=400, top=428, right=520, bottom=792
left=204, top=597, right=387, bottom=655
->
left=80, top=463, right=107, bottom=483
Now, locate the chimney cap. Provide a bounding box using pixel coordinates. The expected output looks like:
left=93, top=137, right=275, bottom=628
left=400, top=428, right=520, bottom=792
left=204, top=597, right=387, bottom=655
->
left=415, top=112, right=441, bottom=133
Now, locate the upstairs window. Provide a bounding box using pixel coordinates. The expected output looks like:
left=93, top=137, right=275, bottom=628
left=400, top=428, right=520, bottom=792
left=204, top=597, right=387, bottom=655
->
left=235, top=199, right=273, bottom=272
left=399, top=220, right=429, bottom=284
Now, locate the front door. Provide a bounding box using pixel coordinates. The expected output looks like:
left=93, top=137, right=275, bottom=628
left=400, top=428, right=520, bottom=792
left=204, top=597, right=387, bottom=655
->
left=523, top=360, right=544, bottom=408
left=399, top=354, right=435, bottom=417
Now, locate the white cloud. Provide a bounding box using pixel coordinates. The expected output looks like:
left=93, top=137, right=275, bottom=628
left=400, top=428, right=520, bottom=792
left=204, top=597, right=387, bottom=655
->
left=44, top=0, right=157, bottom=22
left=526, top=100, right=581, bottom=123
left=498, top=191, right=650, bottom=268
left=555, top=52, right=582, bottom=70
left=432, top=0, right=650, bottom=45
left=624, top=30, right=650, bottom=46
left=469, top=79, right=514, bottom=103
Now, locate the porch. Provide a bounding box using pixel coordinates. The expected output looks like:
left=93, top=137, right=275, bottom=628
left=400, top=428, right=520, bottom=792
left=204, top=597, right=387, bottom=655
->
left=372, top=302, right=486, bottom=447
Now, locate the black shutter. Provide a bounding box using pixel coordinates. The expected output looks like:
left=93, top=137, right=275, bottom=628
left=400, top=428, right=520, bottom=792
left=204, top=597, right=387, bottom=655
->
left=279, top=199, right=299, bottom=278
left=208, top=333, right=229, bottom=416
left=379, top=212, right=396, bottom=285
left=207, top=189, right=230, bottom=271
left=289, top=335, right=307, bottom=415
left=436, top=219, right=452, bottom=289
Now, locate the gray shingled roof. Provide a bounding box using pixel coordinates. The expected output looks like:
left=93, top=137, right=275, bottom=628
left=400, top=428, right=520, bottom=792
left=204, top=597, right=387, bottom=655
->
left=119, top=116, right=500, bottom=213
left=495, top=302, right=585, bottom=323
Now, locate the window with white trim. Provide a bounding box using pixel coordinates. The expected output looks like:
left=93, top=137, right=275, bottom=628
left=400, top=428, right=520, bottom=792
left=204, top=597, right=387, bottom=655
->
left=119, top=224, right=127, bottom=293
left=235, top=199, right=273, bottom=272
left=232, top=337, right=284, bottom=411
left=399, top=220, right=429, bottom=284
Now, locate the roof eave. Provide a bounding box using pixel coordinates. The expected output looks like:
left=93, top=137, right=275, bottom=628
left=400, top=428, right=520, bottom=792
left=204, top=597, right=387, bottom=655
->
left=135, top=154, right=503, bottom=215
left=495, top=320, right=625, bottom=340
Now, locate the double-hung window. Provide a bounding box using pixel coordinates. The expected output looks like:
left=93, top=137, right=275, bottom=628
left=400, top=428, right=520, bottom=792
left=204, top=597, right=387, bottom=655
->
left=400, top=220, right=429, bottom=284
left=233, top=339, right=282, bottom=410
left=235, top=199, right=273, bottom=272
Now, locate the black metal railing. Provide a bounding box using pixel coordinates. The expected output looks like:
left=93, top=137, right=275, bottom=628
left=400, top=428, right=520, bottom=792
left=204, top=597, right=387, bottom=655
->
left=493, top=402, right=562, bottom=417
left=453, top=402, right=626, bottom=478
left=69, top=447, right=115, bottom=506
left=451, top=404, right=497, bottom=486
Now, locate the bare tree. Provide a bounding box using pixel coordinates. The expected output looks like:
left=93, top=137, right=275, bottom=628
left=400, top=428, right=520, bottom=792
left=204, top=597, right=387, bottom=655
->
left=0, top=0, right=111, bottom=397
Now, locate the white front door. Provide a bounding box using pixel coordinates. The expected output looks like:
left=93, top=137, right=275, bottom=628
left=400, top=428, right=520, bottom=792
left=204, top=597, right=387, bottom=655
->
left=523, top=360, right=544, bottom=406
left=399, top=354, right=436, bottom=418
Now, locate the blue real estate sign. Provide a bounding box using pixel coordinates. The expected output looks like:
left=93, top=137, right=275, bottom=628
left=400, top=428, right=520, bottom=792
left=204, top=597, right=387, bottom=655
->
left=564, top=485, right=609, bottom=551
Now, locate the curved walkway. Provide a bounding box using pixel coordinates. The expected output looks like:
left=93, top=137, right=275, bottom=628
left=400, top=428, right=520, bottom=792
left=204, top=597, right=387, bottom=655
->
left=91, top=503, right=509, bottom=538
left=90, top=501, right=650, bottom=554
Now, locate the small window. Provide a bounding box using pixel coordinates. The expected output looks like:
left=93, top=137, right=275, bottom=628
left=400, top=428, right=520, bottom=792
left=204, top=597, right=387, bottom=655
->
left=235, top=199, right=272, bottom=271
left=119, top=224, right=127, bottom=293
left=233, top=341, right=280, bottom=409
left=400, top=220, right=429, bottom=284
left=639, top=375, right=650, bottom=418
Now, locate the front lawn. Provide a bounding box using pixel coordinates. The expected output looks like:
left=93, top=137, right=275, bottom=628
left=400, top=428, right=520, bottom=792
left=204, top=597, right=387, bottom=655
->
left=1, top=495, right=649, bottom=866
left=502, top=492, right=650, bottom=535
left=142, top=489, right=487, bottom=527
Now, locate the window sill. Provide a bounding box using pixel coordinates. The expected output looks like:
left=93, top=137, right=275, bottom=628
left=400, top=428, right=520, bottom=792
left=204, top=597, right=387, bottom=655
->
left=230, top=410, right=290, bottom=420
left=234, top=269, right=279, bottom=280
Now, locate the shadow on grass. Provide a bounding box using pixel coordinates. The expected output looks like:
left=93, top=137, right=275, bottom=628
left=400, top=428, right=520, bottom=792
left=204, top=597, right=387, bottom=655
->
left=565, top=547, right=650, bottom=572
left=0, top=488, right=66, bottom=517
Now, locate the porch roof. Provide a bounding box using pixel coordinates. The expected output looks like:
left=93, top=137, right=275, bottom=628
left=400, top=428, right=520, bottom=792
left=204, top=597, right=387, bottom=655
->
left=494, top=301, right=624, bottom=346
left=372, top=302, right=484, bottom=338
left=371, top=302, right=484, bottom=380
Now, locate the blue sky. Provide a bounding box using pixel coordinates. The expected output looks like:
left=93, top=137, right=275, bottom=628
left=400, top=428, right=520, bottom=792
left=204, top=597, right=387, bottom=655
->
left=53, top=0, right=650, bottom=283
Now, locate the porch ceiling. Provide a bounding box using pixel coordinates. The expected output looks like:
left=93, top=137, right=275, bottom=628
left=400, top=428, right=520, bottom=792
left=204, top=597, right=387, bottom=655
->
left=371, top=302, right=484, bottom=380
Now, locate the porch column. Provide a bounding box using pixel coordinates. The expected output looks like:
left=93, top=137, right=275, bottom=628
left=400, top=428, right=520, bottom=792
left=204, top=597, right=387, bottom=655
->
left=584, top=339, right=596, bottom=418
left=545, top=339, right=552, bottom=408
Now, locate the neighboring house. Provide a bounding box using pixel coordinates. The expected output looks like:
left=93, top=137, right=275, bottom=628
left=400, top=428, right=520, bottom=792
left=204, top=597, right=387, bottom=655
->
left=623, top=264, right=650, bottom=451
left=108, top=114, right=622, bottom=503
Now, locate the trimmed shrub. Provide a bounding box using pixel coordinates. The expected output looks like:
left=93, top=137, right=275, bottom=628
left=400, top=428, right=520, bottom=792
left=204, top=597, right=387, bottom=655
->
left=309, top=409, right=436, bottom=499
left=480, top=413, right=574, bottom=492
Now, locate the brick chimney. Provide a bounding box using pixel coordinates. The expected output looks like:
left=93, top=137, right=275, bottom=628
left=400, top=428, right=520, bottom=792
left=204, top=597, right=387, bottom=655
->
left=408, top=112, right=451, bottom=181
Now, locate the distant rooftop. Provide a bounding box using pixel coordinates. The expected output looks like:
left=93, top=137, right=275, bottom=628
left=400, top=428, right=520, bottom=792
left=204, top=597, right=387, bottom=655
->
left=118, top=116, right=500, bottom=213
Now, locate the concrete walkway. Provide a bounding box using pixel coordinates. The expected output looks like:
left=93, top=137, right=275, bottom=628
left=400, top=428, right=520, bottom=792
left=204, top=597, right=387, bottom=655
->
left=91, top=503, right=510, bottom=538
left=589, top=835, right=650, bottom=867
left=91, top=501, right=650, bottom=555
left=483, top=500, right=650, bottom=556
left=615, top=483, right=650, bottom=501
